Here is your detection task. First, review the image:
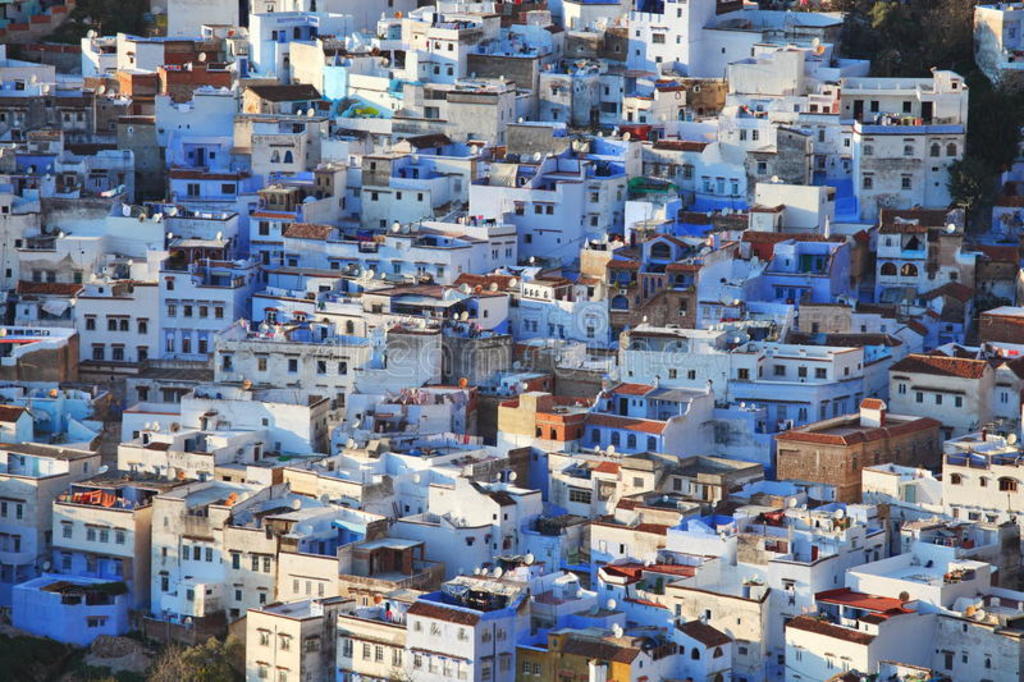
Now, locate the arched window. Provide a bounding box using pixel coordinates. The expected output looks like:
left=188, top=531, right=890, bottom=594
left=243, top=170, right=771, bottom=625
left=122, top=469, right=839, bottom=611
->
left=930, top=143, right=940, bottom=157
left=946, top=143, right=958, bottom=157
left=900, top=263, right=918, bottom=277
left=647, top=436, right=657, bottom=451
left=691, top=648, right=701, bottom=660
left=345, top=320, right=355, bottom=334
left=270, top=150, right=280, bottom=163
left=650, top=242, right=672, bottom=260
left=627, top=434, right=637, bottom=449
left=283, top=150, right=294, bottom=164
left=611, top=295, right=630, bottom=310
left=880, top=262, right=897, bottom=276
left=980, top=477, right=989, bottom=488
left=610, top=431, right=620, bottom=447
left=999, top=477, right=1018, bottom=492
left=949, top=473, right=962, bottom=485
left=713, top=647, right=723, bottom=658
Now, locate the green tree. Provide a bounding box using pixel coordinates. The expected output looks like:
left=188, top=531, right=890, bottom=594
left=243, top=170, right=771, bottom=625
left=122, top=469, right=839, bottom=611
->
left=948, top=156, right=997, bottom=228
left=148, top=636, right=244, bottom=682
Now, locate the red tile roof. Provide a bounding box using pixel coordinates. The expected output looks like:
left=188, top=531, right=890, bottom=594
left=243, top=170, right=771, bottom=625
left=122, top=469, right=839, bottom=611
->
left=974, top=244, right=1020, bottom=262
left=406, top=602, right=480, bottom=625
left=283, top=223, right=334, bottom=240
left=889, top=353, right=989, bottom=380
left=610, top=383, right=654, bottom=396
left=678, top=620, right=731, bottom=648
left=559, top=637, right=640, bottom=663
left=0, top=405, right=27, bottom=423
left=922, top=281, right=974, bottom=303
left=775, top=415, right=940, bottom=447
left=586, top=414, right=667, bottom=435
left=878, top=208, right=951, bottom=234
left=652, top=140, right=708, bottom=152
left=16, top=281, right=84, bottom=296
left=860, top=398, right=885, bottom=410
left=592, top=461, right=620, bottom=475
left=815, top=588, right=913, bottom=617
left=786, top=615, right=875, bottom=645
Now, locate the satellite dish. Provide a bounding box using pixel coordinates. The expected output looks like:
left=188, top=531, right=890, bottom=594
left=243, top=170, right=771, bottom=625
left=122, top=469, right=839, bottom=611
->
left=489, top=282, right=498, bottom=292
left=508, top=471, right=517, bottom=481
left=622, top=132, right=631, bottom=141
left=771, top=175, right=780, bottom=183
left=607, top=598, right=617, bottom=610
left=607, top=445, right=616, bottom=455
left=198, top=52, right=207, bottom=63
left=834, top=508, right=846, bottom=520
left=215, top=231, right=223, bottom=241
left=365, top=268, right=375, bottom=280
left=291, top=498, right=302, bottom=510
left=611, top=623, right=623, bottom=638
left=524, top=553, right=534, bottom=565
left=946, top=223, right=957, bottom=234
left=493, top=566, right=504, bottom=578
left=391, top=222, right=401, bottom=233
left=97, top=85, right=106, bottom=96
left=788, top=497, right=798, bottom=508
left=459, top=311, right=470, bottom=321
left=533, top=151, right=542, bottom=162
left=86, top=29, right=97, bottom=38
left=97, top=465, right=109, bottom=475
left=122, top=204, right=132, bottom=217
left=307, top=108, right=316, bottom=118
left=42, top=561, right=51, bottom=571
left=1009, top=433, right=1019, bottom=445
left=508, top=277, right=518, bottom=287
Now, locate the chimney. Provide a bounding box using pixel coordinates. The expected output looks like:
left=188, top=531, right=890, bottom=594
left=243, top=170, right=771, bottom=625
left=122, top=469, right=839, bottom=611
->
left=859, top=398, right=887, bottom=428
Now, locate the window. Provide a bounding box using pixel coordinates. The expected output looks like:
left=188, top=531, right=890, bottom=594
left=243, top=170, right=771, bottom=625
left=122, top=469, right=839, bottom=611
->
left=568, top=488, right=592, bottom=504
left=288, top=358, right=298, bottom=373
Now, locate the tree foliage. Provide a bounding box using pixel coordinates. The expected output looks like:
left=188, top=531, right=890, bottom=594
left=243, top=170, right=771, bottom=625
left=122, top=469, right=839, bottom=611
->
left=45, top=0, right=149, bottom=44
left=148, top=636, right=244, bottom=682
left=839, top=0, right=979, bottom=76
